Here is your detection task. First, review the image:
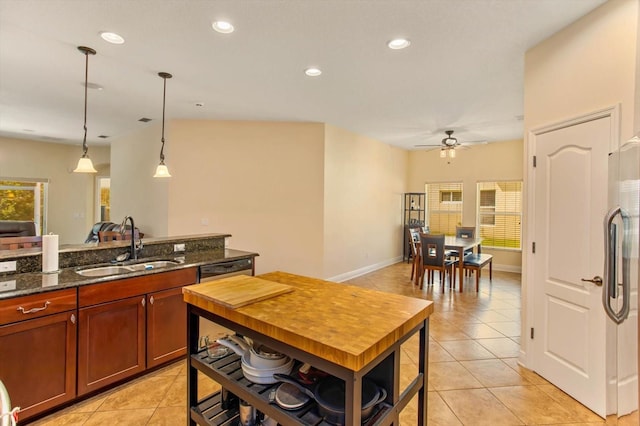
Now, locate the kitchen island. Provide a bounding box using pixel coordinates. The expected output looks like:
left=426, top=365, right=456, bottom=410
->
left=183, top=271, right=433, bottom=425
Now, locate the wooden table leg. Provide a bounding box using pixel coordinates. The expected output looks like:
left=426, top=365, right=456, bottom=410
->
left=458, top=246, right=464, bottom=292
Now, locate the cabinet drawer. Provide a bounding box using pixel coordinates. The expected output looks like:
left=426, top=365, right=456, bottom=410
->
left=79, top=267, right=197, bottom=307
left=0, top=288, right=77, bottom=325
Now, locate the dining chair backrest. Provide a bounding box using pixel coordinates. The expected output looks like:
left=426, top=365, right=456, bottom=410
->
left=98, top=231, right=125, bottom=242
left=420, top=233, right=447, bottom=267
left=456, top=226, right=476, bottom=239
left=407, top=227, right=421, bottom=256
left=0, top=235, right=43, bottom=250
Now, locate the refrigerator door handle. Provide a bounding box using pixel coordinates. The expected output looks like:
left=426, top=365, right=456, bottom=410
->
left=603, top=206, right=631, bottom=324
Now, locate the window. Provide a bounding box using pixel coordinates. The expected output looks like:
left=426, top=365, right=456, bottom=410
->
left=425, top=182, right=463, bottom=235
left=440, top=190, right=462, bottom=203
left=0, top=178, right=49, bottom=235
left=476, top=181, right=522, bottom=249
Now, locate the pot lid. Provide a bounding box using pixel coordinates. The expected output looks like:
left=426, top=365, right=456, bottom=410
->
left=252, top=344, right=285, bottom=359
left=315, top=377, right=379, bottom=411
left=275, top=382, right=311, bottom=410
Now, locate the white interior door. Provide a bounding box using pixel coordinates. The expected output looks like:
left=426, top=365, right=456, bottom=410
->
left=532, top=114, right=612, bottom=417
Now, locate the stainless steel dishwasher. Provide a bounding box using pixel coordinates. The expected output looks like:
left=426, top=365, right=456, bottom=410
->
left=198, top=258, right=254, bottom=283
left=197, top=258, right=254, bottom=341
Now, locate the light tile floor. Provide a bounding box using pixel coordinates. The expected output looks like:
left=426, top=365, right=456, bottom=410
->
left=30, top=262, right=638, bottom=425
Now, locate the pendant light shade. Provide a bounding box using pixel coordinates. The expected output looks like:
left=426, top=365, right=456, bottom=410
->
left=153, top=72, right=172, bottom=178
left=73, top=46, right=98, bottom=173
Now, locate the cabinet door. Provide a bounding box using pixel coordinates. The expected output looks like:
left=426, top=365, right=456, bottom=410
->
left=0, top=311, right=77, bottom=421
left=78, top=296, right=145, bottom=395
left=147, top=287, right=186, bottom=368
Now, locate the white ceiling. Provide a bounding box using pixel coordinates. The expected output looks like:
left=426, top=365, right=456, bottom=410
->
left=0, top=0, right=606, bottom=150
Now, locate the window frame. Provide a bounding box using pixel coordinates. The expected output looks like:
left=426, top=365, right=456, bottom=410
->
left=0, top=177, right=49, bottom=235
left=425, top=182, right=463, bottom=236
left=475, top=180, right=522, bottom=251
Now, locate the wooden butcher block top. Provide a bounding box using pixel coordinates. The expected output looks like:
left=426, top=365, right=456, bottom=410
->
left=183, top=275, right=294, bottom=308
left=183, top=271, right=433, bottom=371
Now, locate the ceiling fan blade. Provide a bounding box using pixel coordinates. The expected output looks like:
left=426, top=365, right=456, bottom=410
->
left=458, top=139, right=488, bottom=145
left=414, top=144, right=444, bottom=147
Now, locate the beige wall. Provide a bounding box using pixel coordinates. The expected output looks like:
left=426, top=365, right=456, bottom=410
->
left=110, top=123, right=170, bottom=238
left=0, top=136, right=110, bottom=244
left=323, top=124, right=409, bottom=280
left=408, top=139, right=524, bottom=271
left=523, top=0, right=639, bottom=362
left=166, top=120, right=326, bottom=277
left=525, top=0, right=638, bottom=141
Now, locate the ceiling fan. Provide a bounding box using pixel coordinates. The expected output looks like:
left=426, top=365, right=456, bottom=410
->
left=414, top=130, right=486, bottom=158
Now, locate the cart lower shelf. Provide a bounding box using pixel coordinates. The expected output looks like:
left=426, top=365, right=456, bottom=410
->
left=190, top=349, right=393, bottom=426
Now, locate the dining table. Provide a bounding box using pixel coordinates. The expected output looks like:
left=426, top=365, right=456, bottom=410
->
left=414, top=235, right=483, bottom=292
left=445, top=236, right=483, bottom=292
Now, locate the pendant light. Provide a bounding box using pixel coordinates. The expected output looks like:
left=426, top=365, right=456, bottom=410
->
left=153, top=72, right=172, bottom=178
left=73, top=46, right=98, bottom=173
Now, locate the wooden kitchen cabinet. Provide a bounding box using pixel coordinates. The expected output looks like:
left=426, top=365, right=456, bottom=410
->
left=77, top=295, right=146, bottom=395
left=0, top=289, right=77, bottom=422
left=77, top=268, right=197, bottom=395
left=147, top=286, right=187, bottom=368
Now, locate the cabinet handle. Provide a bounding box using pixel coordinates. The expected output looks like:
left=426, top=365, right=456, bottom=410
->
left=16, top=301, right=50, bottom=314
left=141, top=297, right=146, bottom=307
left=70, top=313, right=76, bottom=324
left=149, top=296, right=154, bottom=305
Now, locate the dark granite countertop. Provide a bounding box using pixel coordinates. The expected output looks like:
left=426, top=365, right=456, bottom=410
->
left=0, top=248, right=257, bottom=300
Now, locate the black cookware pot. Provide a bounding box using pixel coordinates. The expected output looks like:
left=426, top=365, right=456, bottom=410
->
left=273, top=374, right=387, bottom=425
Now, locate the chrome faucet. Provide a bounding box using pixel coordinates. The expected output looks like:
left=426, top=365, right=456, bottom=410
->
left=120, top=215, right=142, bottom=261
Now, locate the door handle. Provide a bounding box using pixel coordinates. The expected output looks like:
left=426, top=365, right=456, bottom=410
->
left=603, top=206, right=630, bottom=324
left=581, top=276, right=603, bottom=286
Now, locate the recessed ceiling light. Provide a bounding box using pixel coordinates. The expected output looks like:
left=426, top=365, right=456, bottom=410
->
left=100, top=31, right=125, bottom=44
left=305, top=67, right=322, bottom=77
left=212, top=21, right=234, bottom=34
left=387, top=38, right=411, bottom=50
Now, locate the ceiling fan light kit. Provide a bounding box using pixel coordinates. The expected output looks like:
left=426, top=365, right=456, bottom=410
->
left=442, top=130, right=457, bottom=147
left=414, top=129, right=487, bottom=160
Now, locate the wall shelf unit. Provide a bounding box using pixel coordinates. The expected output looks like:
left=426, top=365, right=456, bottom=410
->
left=403, top=192, right=425, bottom=261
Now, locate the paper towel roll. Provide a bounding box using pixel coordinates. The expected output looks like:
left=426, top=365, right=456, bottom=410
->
left=42, top=234, right=59, bottom=273
left=42, top=272, right=59, bottom=287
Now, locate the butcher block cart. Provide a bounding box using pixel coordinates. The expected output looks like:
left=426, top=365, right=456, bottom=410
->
left=183, top=271, right=433, bottom=426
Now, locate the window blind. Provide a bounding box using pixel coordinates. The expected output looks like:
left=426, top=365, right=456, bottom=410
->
left=477, top=181, right=522, bottom=249
left=425, top=182, right=463, bottom=235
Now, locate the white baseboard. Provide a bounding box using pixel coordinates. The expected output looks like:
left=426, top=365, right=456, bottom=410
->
left=328, top=259, right=520, bottom=282
left=493, top=263, right=522, bottom=274
left=327, top=256, right=404, bottom=283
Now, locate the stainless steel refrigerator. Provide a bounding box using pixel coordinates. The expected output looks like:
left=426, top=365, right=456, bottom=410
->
left=606, top=133, right=639, bottom=420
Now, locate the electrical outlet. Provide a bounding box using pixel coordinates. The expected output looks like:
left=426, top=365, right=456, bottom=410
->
left=0, top=261, right=17, bottom=272
left=174, top=243, right=185, bottom=252
left=0, top=280, right=16, bottom=291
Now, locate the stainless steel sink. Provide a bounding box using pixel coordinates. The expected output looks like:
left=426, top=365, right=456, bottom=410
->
left=75, top=265, right=135, bottom=277
left=75, top=260, right=182, bottom=277
left=126, top=260, right=181, bottom=271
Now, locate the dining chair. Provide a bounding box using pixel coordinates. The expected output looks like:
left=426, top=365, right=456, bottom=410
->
left=407, top=227, right=422, bottom=283
left=418, top=233, right=456, bottom=291
left=456, top=253, right=493, bottom=291
left=0, top=235, right=43, bottom=250
left=448, top=226, right=477, bottom=259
